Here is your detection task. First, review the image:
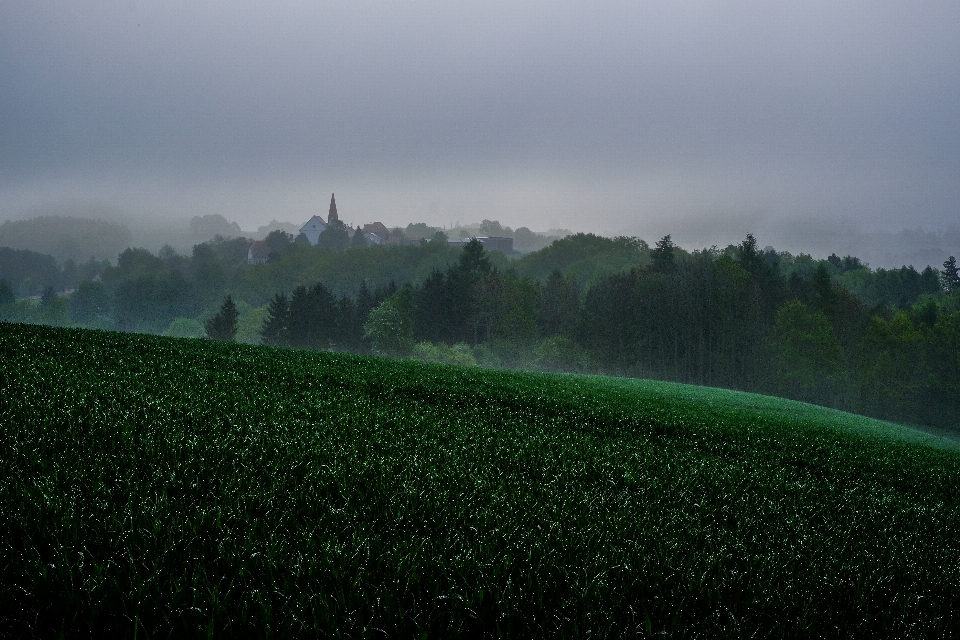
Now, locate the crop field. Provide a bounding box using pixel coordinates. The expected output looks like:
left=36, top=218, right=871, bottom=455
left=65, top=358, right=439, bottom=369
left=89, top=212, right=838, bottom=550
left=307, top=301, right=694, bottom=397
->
left=2, top=322, right=960, bottom=638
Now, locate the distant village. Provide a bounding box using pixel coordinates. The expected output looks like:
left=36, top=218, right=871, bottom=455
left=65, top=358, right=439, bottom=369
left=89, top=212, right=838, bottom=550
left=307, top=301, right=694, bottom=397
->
left=247, top=193, right=515, bottom=264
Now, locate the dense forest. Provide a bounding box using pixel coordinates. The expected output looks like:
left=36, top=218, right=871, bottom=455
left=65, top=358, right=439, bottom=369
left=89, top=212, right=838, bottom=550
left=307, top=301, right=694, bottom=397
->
left=1, top=222, right=959, bottom=432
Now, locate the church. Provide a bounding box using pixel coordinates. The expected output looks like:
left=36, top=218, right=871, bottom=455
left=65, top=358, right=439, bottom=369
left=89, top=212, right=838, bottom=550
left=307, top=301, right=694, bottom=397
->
left=299, top=193, right=339, bottom=245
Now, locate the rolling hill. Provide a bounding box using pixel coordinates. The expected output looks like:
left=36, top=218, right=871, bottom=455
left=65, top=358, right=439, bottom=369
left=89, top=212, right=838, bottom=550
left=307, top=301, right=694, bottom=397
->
left=1, top=322, right=959, bottom=637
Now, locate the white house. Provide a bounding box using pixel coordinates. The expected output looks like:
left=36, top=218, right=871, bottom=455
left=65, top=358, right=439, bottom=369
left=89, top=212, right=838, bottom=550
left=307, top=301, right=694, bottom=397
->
left=447, top=236, right=514, bottom=253
left=299, top=215, right=327, bottom=246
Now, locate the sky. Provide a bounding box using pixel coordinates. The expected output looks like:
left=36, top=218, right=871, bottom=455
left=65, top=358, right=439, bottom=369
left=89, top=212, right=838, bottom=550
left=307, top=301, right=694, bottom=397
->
left=2, top=0, right=959, bottom=260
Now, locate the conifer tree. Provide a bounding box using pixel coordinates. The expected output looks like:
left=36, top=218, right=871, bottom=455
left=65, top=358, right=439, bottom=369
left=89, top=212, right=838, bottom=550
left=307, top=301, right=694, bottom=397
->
left=942, top=256, right=959, bottom=292
left=205, top=295, right=239, bottom=342
left=351, top=226, right=367, bottom=248
left=260, top=292, right=290, bottom=346
left=735, top=233, right=763, bottom=274
left=651, top=235, right=676, bottom=272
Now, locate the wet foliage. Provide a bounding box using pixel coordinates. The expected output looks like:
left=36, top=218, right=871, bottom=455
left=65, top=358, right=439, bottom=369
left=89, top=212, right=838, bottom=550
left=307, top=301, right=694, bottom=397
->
left=2, top=322, right=959, bottom=637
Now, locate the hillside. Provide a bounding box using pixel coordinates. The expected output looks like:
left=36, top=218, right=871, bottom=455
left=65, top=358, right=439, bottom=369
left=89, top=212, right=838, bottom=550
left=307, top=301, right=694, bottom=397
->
left=2, top=322, right=959, bottom=637
left=0, top=216, right=133, bottom=264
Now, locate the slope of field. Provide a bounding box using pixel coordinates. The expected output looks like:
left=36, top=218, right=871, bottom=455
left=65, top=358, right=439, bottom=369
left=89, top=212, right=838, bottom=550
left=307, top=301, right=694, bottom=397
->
left=1, top=322, right=959, bottom=638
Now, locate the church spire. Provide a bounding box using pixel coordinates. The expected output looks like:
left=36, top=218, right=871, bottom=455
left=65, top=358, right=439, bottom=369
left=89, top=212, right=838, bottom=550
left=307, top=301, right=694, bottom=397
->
left=328, top=193, right=338, bottom=224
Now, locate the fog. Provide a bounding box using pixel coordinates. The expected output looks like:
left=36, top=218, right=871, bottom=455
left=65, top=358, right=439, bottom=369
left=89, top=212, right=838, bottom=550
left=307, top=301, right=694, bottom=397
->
left=2, top=0, right=959, bottom=266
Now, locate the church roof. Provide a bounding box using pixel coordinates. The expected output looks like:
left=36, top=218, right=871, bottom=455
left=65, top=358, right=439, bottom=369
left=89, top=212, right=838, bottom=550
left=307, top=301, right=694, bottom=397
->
left=328, top=193, right=338, bottom=224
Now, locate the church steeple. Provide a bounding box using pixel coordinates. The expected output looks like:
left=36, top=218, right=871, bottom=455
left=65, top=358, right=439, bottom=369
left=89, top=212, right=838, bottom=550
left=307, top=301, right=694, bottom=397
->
left=328, top=193, right=338, bottom=224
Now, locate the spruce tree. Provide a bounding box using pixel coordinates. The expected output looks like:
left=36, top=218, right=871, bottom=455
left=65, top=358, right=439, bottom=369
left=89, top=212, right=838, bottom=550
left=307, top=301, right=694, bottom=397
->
left=651, top=235, right=676, bottom=272
left=351, top=226, right=367, bottom=248
left=260, top=292, right=290, bottom=346
left=735, top=233, right=763, bottom=274
left=942, top=256, right=959, bottom=292
left=205, top=295, right=239, bottom=341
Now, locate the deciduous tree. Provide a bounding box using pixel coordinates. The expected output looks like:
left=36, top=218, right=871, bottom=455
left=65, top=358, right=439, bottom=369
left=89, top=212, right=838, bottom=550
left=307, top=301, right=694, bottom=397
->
left=0, top=278, right=14, bottom=306
left=364, top=293, right=414, bottom=357
left=317, top=220, right=351, bottom=253
left=771, top=300, right=842, bottom=402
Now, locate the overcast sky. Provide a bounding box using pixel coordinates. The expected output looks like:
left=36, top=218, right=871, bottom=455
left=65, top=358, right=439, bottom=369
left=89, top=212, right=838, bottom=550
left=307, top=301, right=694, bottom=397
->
left=2, top=0, right=959, bottom=255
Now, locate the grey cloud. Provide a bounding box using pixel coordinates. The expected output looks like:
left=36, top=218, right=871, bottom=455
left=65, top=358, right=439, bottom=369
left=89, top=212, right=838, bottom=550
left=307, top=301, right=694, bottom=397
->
left=2, top=0, right=959, bottom=254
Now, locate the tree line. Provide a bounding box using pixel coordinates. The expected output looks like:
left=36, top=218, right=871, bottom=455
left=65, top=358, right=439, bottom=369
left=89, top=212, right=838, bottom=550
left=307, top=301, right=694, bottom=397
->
left=2, top=227, right=958, bottom=431
left=240, top=236, right=960, bottom=431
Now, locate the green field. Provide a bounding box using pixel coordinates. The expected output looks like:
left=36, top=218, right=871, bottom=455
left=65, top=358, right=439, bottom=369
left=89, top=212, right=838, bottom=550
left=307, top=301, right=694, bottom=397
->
left=2, top=322, right=959, bottom=637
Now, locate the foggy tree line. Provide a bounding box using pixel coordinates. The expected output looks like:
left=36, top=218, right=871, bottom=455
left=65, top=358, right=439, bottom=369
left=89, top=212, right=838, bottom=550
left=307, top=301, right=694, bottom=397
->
left=246, top=236, right=960, bottom=430
left=575, top=236, right=959, bottom=428
left=2, top=227, right=959, bottom=430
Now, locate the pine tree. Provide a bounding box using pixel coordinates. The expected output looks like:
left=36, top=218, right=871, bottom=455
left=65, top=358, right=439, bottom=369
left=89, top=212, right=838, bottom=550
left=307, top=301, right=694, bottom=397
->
left=205, top=295, right=239, bottom=341
left=810, top=263, right=836, bottom=317
left=455, top=238, right=491, bottom=281
left=538, top=270, right=580, bottom=338
left=651, top=235, right=676, bottom=272
left=260, top=293, right=290, bottom=346
left=942, top=256, right=959, bottom=292
left=735, top=234, right=763, bottom=274
left=351, top=226, right=367, bottom=248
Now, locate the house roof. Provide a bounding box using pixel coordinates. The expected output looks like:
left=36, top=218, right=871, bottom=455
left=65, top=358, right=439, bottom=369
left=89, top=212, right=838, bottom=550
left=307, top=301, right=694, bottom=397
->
left=248, top=240, right=269, bottom=258
left=362, top=222, right=389, bottom=236
left=300, top=215, right=327, bottom=233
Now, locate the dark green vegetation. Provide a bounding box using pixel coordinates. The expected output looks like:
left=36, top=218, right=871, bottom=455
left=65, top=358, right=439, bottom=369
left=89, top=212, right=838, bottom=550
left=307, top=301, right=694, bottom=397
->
left=0, top=246, right=107, bottom=298
left=3, top=226, right=960, bottom=431
left=265, top=236, right=960, bottom=433
left=2, top=322, right=960, bottom=637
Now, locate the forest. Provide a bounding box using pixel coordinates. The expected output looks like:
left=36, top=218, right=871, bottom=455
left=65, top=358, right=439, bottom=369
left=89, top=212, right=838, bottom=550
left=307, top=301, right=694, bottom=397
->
left=1, top=222, right=959, bottom=432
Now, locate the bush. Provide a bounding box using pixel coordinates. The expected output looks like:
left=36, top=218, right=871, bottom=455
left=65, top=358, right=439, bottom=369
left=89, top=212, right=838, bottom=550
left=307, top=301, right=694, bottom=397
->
left=164, top=317, right=205, bottom=339
left=364, top=297, right=413, bottom=357
left=412, top=341, right=477, bottom=367
left=534, top=335, right=592, bottom=373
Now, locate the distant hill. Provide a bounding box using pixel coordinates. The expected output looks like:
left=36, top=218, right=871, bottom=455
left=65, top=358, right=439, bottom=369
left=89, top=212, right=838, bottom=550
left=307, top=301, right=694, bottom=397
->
left=0, top=216, right=133, bottom=263
left=514, top=232, right=650, bottom=285
left=3, top=322, right=959, bottom=636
